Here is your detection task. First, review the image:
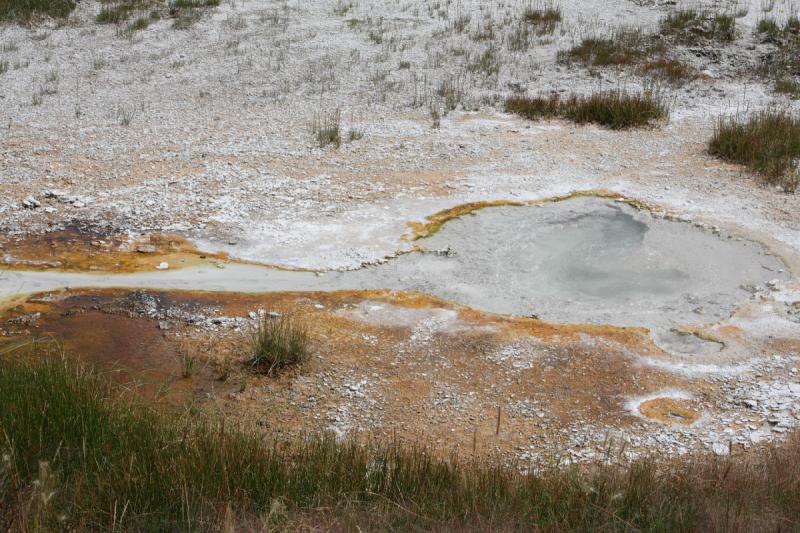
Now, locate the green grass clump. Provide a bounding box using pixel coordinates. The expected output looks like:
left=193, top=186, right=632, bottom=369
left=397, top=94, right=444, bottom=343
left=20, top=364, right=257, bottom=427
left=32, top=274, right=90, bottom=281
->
left=0, top=0, right=75, bottom=22
left=312, top=109, right=342, bottom=148
left=659, top=9, right=736, bottom=43
left=559, top=30, right=664, bottom=67
left=127, top=14, right=150, bottom=31
left=558, top=27, right=700, bottom=87
left=96, top=0, right=217, bottom=28
left=714, top=13, right=737, bottom=38
left=775, top=78, right=800, bottom=98
left=248, top=313, right=310, bottom=374
left=523, top=6, right=561, bottom=25
left=560, top=37, right=619, bottom=64
left=563, top=91, right=668, bottom=129
left=709, top=109, right=800, bottom=191
left=505, top=90, right=669, bottom=129
left=757, top=16, right=800, bottom=93
left=438, top=77, right=464, bottom=110
left=660, top=8, right=698, bottom=33
left=522, top=5, right=561, bottom=35
left=96, top=3, right=134, bottom=23
left=169, top=0, right=219, bottom=8
left=467, top=45, right=500, bottom=76
left=2, top=350, right=800, bottom=530
left=96, top=0, right=163, bottom=25
left=504, top=93, right=561, bottom=120
left=757, top=17, right=781, bottom=37
left=165, top=0, right=219, bottom=29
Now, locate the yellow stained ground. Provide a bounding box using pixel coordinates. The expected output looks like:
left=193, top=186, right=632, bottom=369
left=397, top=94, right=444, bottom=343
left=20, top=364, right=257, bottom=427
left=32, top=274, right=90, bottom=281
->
left=0, top=287, right=715, bottom=461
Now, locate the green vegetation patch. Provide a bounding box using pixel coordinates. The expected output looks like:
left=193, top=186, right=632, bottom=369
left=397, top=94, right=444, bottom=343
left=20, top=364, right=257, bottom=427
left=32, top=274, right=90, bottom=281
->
left=558, top=29, right=664, bottom=67
left=0, top=0, right=75, bottom=22
left=775, top=78, right=800, bottom=98
left=558, top=27, right=700, bottom=86
left=659, top=9, right=737, bottom=44
left=709, top=109, right=800, bottom=191
left=312, top=108, right=342, bottom=148
left=757, top=17, right=782, bottom=38
left=505, top=90, right=669, bottom=130
left=756, top=16, right=800, bottom=96
left=2, top=350, right=800, bottom=530
left=95, top=0, right=218, bottom=31
left=522, top=5, right=561, bottom=35
left=248, top=313, right=310, bottom=374
left=169, top=0, right=219, bottom=8
left=96, top=0, right=143, bottom=24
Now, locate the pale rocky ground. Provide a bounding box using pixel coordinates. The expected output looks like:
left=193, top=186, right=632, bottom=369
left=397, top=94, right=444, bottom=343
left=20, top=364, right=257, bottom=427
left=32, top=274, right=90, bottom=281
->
left=2, top=0, right=800, bottom=461
left=1, top=0, right=800, bottom=268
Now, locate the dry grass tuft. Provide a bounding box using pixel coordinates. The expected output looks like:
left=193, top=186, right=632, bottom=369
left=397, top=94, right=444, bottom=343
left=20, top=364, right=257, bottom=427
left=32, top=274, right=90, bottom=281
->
left=639, top=57, right=699, bottom=86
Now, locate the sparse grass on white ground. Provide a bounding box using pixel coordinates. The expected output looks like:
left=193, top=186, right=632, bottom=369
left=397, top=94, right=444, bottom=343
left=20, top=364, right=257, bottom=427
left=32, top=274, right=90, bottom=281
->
left=0, top=0, right=799, bottom=269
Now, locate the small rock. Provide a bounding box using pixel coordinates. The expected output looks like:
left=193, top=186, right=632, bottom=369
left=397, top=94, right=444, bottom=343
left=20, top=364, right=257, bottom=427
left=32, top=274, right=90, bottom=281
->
left=711, top=442, right=729, bottom=455
left=155, top=262, right=169, bottom=270
left=136, top=244, right=157, bottom=254
left=21, top=196, right=40, bottom=209
left=43, top=189, right=66, bottom=199
left=7, top=312, right=41, bottom=326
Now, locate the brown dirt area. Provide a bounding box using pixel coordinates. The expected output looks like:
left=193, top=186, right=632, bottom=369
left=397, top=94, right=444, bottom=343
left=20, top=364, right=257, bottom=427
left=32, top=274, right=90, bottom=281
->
left=0, top=287, right=723, bottom=463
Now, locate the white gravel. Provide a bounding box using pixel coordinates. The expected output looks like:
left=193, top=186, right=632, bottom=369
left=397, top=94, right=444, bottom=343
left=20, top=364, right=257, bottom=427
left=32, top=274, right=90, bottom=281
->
left=1, top=0, right=799, bottom=270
